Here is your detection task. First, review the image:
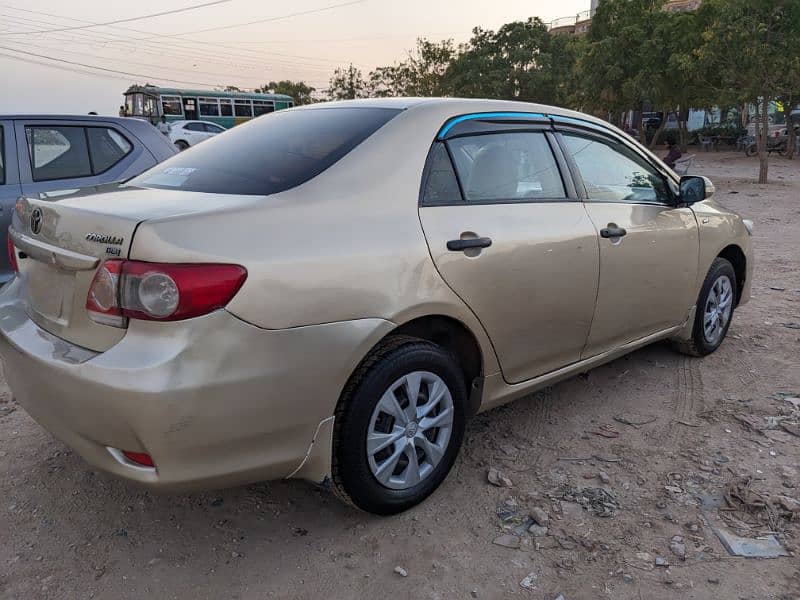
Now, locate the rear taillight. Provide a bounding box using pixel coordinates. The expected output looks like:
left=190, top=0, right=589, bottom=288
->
left=7, top=237, right=19, bottom=273
left=86, top=260, right=247, bottom=327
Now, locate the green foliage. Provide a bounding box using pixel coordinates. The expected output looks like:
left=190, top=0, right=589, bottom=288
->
left=258, top=80, right=316, bottom=105
left=328, top=64, right=368, bottom=100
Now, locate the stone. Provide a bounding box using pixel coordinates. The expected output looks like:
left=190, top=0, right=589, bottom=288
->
left=487, top=467, right=513, bottom=488
left=393, top=566, right=408, bottom=577
left=528, top=525, right=548, bottom=537
left=519, top=572, right=537, bottom=590
left=622, top=574, right=634, bottom=583
left=492, top=534, right=521, bottom=549
left=598, top=471, right=610, bottom=484
left=670, top=535, right=687, bottom=560
left=530, top=507, right=550, bottom=526
left=655, top=556, right=669, bottom=567
left=708, top=577, right=720, bottom=585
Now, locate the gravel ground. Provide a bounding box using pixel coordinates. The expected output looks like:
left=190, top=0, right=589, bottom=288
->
left=0, top=152, right=798, bottom=600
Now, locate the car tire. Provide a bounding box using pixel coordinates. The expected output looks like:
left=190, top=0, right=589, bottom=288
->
left=332, top=336, right=467, bottom=515
left=175, top=140, right=189, bottom=151
left=673, top=257, right=737, bottom=357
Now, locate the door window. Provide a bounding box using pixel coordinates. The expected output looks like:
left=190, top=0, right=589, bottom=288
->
left=185, top=122, right=206, bottom=132
left=87, top=127, right=132, bottom=173
left=447, top=132, right=566, bottom=203
left=204, top=123, right=225, bottom=133
left=562, top=133, right=672, bottom=204
left=26, top=126, right=91, bottom=181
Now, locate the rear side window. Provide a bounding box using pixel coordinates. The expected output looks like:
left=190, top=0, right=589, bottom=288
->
left=448, top=132, right=566, bottom=203
left=87, top=127, right=132, bottom=173
left=421, top=143, right=462, bottom=205
left=26, top=126, right=91, bottom=181
left=130, top=107, right=401, bottom=195
left=185, top=122, right=205, bottom=132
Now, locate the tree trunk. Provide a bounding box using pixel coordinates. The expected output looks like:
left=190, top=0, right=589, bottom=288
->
left=648, top=108, right=669, bottom=149
left=758, top=95, right=770, bottom=184
left=788, top=122, right=797, bottom=160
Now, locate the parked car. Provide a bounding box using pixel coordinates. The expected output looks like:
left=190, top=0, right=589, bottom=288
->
left=0, top=99, right=753, bottom=515
left=0, top=115, right=177, bottom=283
left=168, top=120, right=227, bottom=150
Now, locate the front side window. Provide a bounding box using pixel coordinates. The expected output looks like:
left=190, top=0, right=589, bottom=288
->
left=562, top=133, right=672, bottom=204
left=447, top=132, right=566, bottom=203
left=234, top=100, right=252, bottom=117
left=87, top=127, right=132, bottom=173
left=161, top=96, right=183, bottom=116
left=26, top=126, right=91, bottom=181
left=185, top=122, right=205, bottom=132
left=129, top=107, right=401, bottom=196
left=199, top=98, right=220, bottom=117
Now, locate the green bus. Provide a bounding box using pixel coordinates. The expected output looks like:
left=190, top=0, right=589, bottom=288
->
left=123, top=85, right=294, bottom=128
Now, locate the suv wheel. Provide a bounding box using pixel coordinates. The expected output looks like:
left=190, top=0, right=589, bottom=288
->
left=674, top=257, right=737, bottom=356
left=332, top=336, right=467, bottom=515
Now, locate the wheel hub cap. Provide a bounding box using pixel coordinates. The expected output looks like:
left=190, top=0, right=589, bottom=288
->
left=703, top=274, right=733, bottom=345
left=366, top=371, right=454, bottom=490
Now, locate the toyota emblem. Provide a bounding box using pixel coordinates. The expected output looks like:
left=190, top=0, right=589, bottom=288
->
left=30, top=208, right=43, bottom=235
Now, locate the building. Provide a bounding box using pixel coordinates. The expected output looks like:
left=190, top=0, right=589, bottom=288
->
left=549, top=0, right=701, bottom=34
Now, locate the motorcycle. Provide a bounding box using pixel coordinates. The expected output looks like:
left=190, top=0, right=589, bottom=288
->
left=745, top=135, right=788, bottom=157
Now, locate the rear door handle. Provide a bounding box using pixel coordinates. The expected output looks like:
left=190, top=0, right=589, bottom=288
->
left=600, top=225, right=627, bottom=239
left=446, top=237, right=492, bottom=251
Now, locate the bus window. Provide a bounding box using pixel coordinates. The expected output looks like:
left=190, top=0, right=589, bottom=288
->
left=161, top=96, right=183, bottom=116
left=234, top=100, right=252, bottom=117
left=220, top=99, right=233, bottom=116
left=134, top=94, right=144, bottom=115
left=199, top=97, right=220, bottom=117
left=143, top=95, right=157, bottom=118
left=253, top=100, right=274, bottom=116
left=125, top=95, right=134, bottom=116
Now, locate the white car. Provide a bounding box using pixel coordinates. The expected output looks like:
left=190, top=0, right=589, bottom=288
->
left=168, top=120, right=226, bottom=150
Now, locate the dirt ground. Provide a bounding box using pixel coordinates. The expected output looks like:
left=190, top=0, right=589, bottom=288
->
left=0, top=152, right=798, bottom=600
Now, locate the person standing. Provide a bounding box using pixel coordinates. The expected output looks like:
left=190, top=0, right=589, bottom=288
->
left=156, top=115, right=171, bottom=136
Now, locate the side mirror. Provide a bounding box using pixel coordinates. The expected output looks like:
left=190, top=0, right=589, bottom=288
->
left=679, top=175, right=715, bottom=204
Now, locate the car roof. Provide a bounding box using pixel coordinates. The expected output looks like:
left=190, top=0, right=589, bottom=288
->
left=297, top=97, right=616, bottom=129
left=0, top=114, right=141, bottom=122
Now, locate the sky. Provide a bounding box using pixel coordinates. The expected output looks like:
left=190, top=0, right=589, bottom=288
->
left=0, top=0, right=589, bottom=115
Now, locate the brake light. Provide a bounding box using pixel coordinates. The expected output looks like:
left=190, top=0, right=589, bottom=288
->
left=86, top=260, right=247, bottom=327
left=121, top=451, right=155, bottom=468
left=7, top=237, right=19, bottom=273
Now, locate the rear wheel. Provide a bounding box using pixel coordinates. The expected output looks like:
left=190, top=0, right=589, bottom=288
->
left=175, top=140, right=189, bottom=151
left=674, top=258, right=736, bottom=356
left=332, top=337, right=467, bottom=515
left=745, top=144, right=758, bottom=157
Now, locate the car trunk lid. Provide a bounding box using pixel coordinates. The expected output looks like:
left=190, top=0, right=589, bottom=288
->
left=9, top=188, right=263, bottom=352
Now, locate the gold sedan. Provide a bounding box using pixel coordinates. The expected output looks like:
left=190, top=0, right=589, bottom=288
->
left=0, top=98, right=752, bottom=514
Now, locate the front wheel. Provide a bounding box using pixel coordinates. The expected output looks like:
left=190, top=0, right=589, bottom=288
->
left=745, top=144, right=758, bottom=157
left=674, top=258, right=737, bottom=357
left=332, top=337, right=467, bottom=515
left=174, top=140, right=189, bottom=151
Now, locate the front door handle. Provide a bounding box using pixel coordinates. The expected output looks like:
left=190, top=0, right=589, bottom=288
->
left=446, top=237, right=492, bottom=251
left=600, top=225, right=627, bottom=239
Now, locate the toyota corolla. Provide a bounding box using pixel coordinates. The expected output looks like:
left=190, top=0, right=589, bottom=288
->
left=0, top=98, right=752, bottom=514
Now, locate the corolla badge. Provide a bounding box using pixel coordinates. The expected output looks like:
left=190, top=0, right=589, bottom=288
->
left=30, top=208, right=43, bottom=234
left=85, top=233, right=124, bottom=245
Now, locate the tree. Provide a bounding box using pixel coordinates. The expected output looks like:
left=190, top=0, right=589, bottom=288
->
left=258, top=80, right=316, bottom=105
left=445, top=19, right=566, bottom=103
left=695, top=0, right=800, bottom=183
left=366, top=38, right=456, bottom=97
left=327, top=64, right=367, bottom=100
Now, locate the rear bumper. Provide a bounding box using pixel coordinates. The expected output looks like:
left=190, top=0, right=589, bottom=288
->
left=0, top=278, right=392, bottom=491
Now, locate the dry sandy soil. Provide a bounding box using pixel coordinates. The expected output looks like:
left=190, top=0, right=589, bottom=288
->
left=0, top=152, right=798, bottom=600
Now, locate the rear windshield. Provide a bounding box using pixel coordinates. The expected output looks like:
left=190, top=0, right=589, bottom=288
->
left=128, top=107, right=401, bottom=195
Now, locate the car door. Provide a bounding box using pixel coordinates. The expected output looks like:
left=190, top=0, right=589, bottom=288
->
left=183, top=122, right=206, bottom=144
left=554, top=125, right=699, bottom=358
left=204, top=122, right=225, bottom=139
left=418, top=120, right=600, bottom=383
left=15, top=120, right=145, bottom=197
left=0, top=120, right=22, bottom=282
